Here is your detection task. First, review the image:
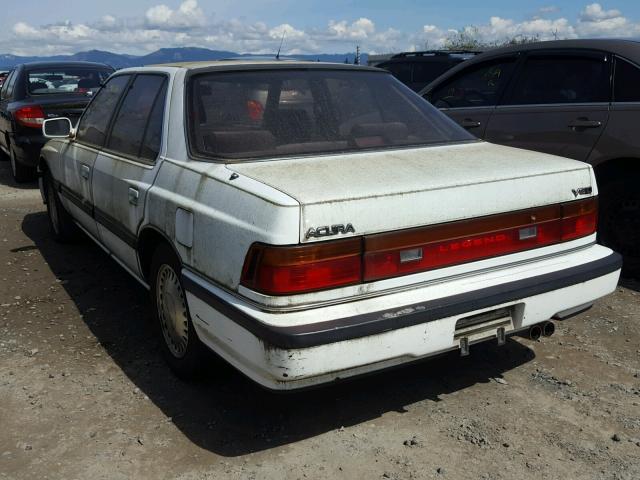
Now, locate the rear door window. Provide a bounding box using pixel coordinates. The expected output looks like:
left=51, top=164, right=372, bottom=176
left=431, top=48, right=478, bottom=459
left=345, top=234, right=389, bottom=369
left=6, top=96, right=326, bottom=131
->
left=2, top=70, right=17, bottom=100
left=429, top=58, right=516, bottom=108
left=507, top=54, right=610, bottom=105
left=106, top=74, right=167, bottom=160
left=613, top=57, right=640, bottom=102
left=76, top=75, right=131, bottom=148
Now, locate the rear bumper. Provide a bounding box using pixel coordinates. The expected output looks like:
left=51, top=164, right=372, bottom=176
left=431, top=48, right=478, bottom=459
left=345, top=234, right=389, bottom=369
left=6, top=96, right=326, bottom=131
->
left=183, top=245, right=621, bottom=390
left=11, top=133, right=46, bottom=167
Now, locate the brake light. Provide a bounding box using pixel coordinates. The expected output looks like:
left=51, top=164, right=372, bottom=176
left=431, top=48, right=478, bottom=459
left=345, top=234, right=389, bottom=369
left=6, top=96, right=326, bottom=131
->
left=561, top=197, right=598, bottom=241
left=241, top=238, right=362, bottom=295
left=15, top=105, right=45, bottom=128
left=364, top=198, right=598, bottom=281
left=240, top=198, right=597, bottom=295
left=247, top=100, right=264, bottom=121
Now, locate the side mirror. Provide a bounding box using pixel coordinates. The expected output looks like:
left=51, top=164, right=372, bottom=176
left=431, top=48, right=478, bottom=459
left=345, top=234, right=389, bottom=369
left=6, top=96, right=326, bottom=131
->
left=42, top=117, right=73, bottom=139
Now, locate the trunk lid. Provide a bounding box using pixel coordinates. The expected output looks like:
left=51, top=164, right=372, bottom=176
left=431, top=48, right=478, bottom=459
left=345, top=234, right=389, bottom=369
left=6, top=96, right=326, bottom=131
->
left=24, top=94, right=92, bottom=126
left=228, top=142, right=595, bottom=243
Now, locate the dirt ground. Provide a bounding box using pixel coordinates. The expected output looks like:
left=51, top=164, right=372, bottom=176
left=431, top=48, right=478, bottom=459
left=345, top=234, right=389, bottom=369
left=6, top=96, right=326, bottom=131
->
left=0, top=159, right=638, bottom=480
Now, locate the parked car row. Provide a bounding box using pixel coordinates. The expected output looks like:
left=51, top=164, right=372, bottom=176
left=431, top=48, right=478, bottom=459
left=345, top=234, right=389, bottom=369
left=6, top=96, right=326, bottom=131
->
left=0, top=61, right=114, bottom=181
left=37, top=56, right=620, bottom=389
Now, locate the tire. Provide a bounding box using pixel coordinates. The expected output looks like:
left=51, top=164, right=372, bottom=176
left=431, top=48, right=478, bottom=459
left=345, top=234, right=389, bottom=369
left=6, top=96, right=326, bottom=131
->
left=599, top=179, right=640, bottom=277
left=45, top=171, right=81, bottom=242
left=9, top=146, right=36, bottom=183
left=150, top=243, right=206, bottom=379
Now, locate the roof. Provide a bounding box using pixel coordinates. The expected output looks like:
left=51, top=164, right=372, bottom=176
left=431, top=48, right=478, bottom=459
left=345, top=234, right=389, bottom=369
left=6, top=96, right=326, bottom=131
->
left=149, top=59, right=382, bottom=73
left=16, top=61, right=115, bottom=70
left=420, top=39, right=640, bottom=94
left=463, top=38, right=640, bottom=64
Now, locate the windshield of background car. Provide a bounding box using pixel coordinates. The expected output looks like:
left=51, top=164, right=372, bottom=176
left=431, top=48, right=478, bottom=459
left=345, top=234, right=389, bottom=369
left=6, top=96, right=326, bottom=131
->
left=187, top=69, right=474, bottom=160
left=27, top=67, right=113, bottom=95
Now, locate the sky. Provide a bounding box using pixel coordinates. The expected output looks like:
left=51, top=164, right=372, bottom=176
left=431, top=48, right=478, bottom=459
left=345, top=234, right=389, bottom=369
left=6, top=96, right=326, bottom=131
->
left=1, top=0, right=639, bottom=56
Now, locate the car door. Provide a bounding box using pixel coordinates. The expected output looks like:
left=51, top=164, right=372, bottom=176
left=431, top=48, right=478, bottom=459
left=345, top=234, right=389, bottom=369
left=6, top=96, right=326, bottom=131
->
left=485, top=50, right=611, bottom=161
left=59, top=74, right=131, bottom=238
left=0, top=69, right=17, bottom=153
left=91, top=73, right=168, bottom=275
left=424, top=56, right=518, bottom=137
left=589, top=56, right=640, bottom=163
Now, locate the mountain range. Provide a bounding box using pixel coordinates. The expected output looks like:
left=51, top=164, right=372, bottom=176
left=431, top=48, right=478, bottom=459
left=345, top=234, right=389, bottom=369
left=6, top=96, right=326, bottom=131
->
left=0, top=47, right=368, bottom=70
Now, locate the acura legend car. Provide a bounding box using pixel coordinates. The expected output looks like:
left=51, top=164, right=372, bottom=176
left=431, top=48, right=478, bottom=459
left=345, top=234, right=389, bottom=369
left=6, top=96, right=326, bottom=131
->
left=38, top=61, right=621, bottom=390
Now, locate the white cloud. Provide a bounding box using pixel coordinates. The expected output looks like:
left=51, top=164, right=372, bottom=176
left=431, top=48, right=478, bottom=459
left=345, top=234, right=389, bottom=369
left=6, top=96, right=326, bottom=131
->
left=2, top=2, right=639, bottom=57
left=580, top=3, right=621, bottom=21
left=576, top=3, right=640, bottom=37
left=327, top=18, right=376, bottom=40
left=146, top=0, right=205, bottom=29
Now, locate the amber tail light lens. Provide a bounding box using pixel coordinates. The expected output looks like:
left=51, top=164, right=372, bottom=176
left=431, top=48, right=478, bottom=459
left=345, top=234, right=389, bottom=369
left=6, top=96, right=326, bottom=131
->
left=241, top=237, right=363, bottom=295
left=240, top=198, right=597, bottom=295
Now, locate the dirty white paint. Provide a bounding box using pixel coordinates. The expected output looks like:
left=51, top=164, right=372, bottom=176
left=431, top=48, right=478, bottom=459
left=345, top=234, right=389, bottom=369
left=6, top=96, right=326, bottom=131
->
left=39, top=62, right=619, bottom=390
left=185, top=244, right=619, bottom=390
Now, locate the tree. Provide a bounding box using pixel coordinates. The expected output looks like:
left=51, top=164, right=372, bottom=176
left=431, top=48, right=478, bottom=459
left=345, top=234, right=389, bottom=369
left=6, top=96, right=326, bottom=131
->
left=443, top=26, right=540, bottom=51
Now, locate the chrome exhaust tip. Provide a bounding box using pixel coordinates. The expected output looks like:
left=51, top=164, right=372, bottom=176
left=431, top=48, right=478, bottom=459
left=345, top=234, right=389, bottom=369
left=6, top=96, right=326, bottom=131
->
left=542, top=321, right=555, bottom=337
left=529, top=324, right=542, bottom=341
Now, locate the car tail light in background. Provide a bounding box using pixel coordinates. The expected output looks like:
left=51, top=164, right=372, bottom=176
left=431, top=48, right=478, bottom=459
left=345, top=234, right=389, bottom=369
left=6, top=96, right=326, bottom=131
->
left=241, top=198, right=598, bottom=295
left=241, top=238, right=362, bottom=295
left=246, top=100, right=264, bottom=121
left=15, top=105, right=46, bottom=128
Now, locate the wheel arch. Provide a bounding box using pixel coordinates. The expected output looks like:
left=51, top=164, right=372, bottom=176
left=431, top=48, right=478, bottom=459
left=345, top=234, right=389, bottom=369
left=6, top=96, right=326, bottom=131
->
left=137, top=225, right=183, bottom=283
left=593, top=157, right=640, bottom=187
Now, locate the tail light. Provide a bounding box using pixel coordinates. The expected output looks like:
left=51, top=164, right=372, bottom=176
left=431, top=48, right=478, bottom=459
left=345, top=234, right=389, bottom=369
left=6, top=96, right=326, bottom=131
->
left=241, top=238, right=362, bottom=295
left=247, top=100, right=264, bottom=121
left=15, top=105, right=46, bottom=128
left=241, top=198, right=597, bottom=295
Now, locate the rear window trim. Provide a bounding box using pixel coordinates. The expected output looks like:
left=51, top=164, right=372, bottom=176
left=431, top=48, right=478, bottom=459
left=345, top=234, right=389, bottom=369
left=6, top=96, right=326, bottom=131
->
left=184, top=67, right=475, bottom=163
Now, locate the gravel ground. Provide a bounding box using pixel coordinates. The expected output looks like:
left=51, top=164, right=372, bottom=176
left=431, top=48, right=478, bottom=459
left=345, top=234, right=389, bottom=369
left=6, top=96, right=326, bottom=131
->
left=0, top=159, right=638, bottom=480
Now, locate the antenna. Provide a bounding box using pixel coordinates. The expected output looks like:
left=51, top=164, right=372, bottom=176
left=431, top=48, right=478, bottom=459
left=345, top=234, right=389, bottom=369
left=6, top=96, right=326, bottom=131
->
left=276, top=30, right=286, bottom=60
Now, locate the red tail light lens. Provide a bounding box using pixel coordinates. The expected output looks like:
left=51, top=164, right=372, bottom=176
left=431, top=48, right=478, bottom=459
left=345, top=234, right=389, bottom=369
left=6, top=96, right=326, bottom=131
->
left=246, top=100, right=264, bottom=121
left=240, top=198, right=597, bottom=295
left=364, top=198, right=598, bottom=282
left=241, top=238, right=362, bottom=295
left=15, top=105, right=46, bottom=128
left=561, top=197, right=598, bottom=241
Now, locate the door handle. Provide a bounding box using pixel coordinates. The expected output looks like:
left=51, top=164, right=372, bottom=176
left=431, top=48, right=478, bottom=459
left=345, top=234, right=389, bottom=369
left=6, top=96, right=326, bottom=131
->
left=128, top=187, right=139, bottom=206
left=80, top=164, right=90, bottom=179
left=568, top=118, right=602, bottom=129
left=460, top=119, right=482, bottom=129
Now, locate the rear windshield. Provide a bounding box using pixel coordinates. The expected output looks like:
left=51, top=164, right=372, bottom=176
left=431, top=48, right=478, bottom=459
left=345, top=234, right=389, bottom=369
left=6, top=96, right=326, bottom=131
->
left=27, top=67, right=113, bottom=95
left=187, top=69, right=473, bottom=160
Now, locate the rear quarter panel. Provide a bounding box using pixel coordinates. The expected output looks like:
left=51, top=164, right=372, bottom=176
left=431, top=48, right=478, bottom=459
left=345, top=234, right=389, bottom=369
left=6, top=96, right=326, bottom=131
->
left=144, top=159, right=300, bottom=290
left=588, top=103, right=640, bottom=167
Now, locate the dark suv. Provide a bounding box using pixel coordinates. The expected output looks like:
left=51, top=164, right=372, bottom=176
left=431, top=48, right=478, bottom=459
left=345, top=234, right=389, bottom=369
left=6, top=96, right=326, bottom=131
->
left=0, top=61, right=114, bottom=182
left=377, top=51, right=480, bottom=92
left=420, top=39, right=640, bottom=275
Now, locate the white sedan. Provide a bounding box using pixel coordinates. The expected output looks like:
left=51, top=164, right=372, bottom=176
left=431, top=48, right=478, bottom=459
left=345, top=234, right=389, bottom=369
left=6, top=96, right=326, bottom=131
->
left=39, top=61, right=621, bottom=390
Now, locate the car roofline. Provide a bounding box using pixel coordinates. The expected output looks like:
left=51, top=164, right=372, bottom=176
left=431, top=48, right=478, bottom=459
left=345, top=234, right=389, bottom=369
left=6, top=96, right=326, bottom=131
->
left=145, top=59, right=384, bottom=73
left=418, top=38, right=640, bottom=96
left=18, top=61, right=115, bottom=70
